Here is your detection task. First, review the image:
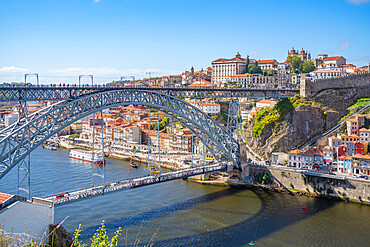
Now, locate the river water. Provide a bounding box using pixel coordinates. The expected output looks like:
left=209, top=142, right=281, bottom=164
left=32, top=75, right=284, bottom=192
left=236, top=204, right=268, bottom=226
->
left=0, top=147, right=369, bottom=246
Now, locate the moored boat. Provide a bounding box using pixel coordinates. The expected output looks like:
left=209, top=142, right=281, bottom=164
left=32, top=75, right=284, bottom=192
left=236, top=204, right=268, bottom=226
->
left=69, top=149, right=106, bottom=164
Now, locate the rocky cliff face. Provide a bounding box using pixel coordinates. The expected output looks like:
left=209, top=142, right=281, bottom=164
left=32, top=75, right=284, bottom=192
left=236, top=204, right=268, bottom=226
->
left=243, top=104, right=339, bottom=159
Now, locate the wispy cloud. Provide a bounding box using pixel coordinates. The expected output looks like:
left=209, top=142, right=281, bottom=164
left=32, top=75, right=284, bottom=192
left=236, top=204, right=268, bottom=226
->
left=47, top=67, right=181, bottom=83
left=93, top=0, right=101, bottom=3
left=248, top=51, right=262, bottom=58
left=0, top=66, right=29, bottom=73
left=346, top=0, right=370, bottom=5
left=48, top=67, right=180, bottom=78
left=340, top=41, right=350, bottom=51
left=0, top=66, right=181, bottom=84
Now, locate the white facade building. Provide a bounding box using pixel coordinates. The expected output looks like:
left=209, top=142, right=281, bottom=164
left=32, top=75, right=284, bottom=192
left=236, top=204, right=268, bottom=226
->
left=310, top=70, right=343, bottom=79
left=257, top=59, right=278, bottom=70
left=229, top=73, right=252, bottom=87
left=360, top=128, right=370, bottom=143
left=4, top=113, right=19, bottom=126
left=202, top=103, right=220, bottom=114
left=212, top=52, right=255, bottom=86
left=256, top=100, right=272, bottom=108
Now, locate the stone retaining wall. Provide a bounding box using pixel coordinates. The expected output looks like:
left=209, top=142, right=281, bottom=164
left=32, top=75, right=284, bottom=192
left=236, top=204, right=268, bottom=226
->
left=244, top=165, right=370, bottom=204
left=300, top=72, right=370, bottom=98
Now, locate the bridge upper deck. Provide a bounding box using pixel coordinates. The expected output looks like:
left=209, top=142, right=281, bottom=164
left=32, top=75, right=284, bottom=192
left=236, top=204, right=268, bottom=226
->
left=0, top=85, right=299, bottom=102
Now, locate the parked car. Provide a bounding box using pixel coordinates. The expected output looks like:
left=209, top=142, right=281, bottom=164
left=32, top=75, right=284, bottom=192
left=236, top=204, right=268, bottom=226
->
left=352, top=175, right=359, bottom=178
left=359, top=175, right=368, bottom=180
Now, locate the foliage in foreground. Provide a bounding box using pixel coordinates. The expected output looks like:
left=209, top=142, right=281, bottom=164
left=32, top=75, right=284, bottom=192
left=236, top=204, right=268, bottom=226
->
left=73, top=220, right=121, bottom=247
left=0, top=227, right=37, bottom=247
left=1, top=220, right=156, bottom=247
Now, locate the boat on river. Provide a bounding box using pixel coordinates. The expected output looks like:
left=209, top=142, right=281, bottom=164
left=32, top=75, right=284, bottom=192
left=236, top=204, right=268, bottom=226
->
left=69, top=149, right=106, bottom=164
left=130, top=160, right=138, bottom=168
left=149, top=166, right=160, bottom=174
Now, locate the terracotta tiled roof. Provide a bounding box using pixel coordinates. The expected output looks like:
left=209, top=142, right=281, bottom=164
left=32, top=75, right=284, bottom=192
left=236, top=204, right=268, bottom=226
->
left=352, top=153, right=366, bottom=159
left=257, top=59, right=276, bottom=64
left=328, top=136, right=340, bottom=140
left=302, top=148, right=323, bottom=156
left=230, top=73, right=253, bottom=77
left=212, top=57, right=256, bottom=63
left=323, top=56, right=341, bottom=61
left=289, top=149, right=303, bottom=154
left=257, top=100, right=271, bottom=104
left=0, top=192, right=13, bottom=206
left=347, top=119, right=358, bottom=123
left=323, top=146, right=333, bottom=150
left=360, top=128, right=370, bottom=132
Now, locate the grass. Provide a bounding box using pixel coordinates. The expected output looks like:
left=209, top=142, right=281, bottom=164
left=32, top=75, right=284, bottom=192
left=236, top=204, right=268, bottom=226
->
left=252, top=95, right=325, bottom=137
left=340, top=98, right=370, bottom=122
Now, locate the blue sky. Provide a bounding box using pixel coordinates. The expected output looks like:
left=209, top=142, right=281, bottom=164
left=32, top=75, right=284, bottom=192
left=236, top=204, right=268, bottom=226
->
left=0, top=0, right=369, bottom=84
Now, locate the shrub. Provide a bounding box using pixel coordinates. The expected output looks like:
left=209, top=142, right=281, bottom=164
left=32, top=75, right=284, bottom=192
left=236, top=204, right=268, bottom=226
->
left=306, top=188, right=310, bottom=193
left=326, top=188, right=334, bottom=194
left=73, top=220, right=122, bottom=247
left=68, top=134, right=80, bottom=139
left=290, top=183, right=294, bottom=189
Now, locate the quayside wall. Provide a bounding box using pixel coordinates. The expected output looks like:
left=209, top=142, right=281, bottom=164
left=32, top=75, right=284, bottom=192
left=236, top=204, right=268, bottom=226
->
left=243, top=165, right=370, bottom=204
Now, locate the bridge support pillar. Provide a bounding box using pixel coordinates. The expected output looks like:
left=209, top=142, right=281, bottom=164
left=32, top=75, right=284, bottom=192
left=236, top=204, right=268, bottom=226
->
left=239, top=142, right=248, bottom=164
left=16, top=101, right=31, bottom=199
left=227, top=99, right=241, bottom=142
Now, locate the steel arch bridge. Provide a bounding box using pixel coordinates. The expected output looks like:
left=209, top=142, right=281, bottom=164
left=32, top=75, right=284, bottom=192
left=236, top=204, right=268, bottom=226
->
left=0, top=90, right=240, bottom=185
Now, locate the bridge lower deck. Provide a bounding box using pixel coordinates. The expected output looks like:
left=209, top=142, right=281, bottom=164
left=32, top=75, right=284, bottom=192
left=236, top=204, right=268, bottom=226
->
left=43, top=164, right=227, bottom=205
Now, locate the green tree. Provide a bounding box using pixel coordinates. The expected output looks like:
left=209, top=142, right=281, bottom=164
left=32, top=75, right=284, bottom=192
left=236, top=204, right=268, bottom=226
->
left=301, top=60, right=316, bottom=73
left=248, top=62, right=262, bottom=74
left=286, top=55, right=302, bottom=73
left=245, top=55, right=250, bottom=72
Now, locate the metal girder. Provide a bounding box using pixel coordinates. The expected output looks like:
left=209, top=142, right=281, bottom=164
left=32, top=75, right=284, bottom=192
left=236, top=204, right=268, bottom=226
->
left=0, top=86, right=299, bottom=102
left=227, top=98, right=241, bottom=142
left=0, top=90, right=240, bottom=183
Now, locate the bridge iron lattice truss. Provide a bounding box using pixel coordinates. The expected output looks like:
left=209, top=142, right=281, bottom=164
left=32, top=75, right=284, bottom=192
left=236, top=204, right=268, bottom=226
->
left=0, top=90, right=240, bottom=185
left=0, top=86, right=299, bottom=102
